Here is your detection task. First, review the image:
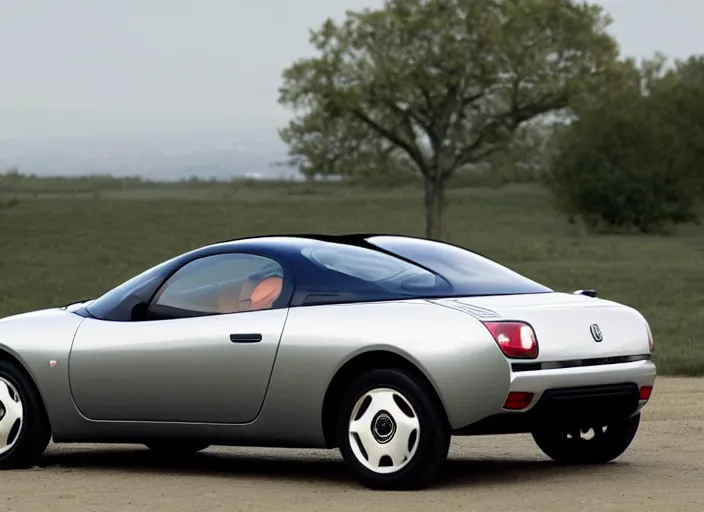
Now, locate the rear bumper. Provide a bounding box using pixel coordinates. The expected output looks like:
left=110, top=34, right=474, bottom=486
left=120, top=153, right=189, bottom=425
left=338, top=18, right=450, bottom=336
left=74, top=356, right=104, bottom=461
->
left=454, top=358, right=656, bottom=436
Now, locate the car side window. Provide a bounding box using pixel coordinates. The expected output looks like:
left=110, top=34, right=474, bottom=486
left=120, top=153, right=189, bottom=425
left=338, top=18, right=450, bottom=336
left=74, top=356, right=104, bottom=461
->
left=147, top=253, right=285, bottom=319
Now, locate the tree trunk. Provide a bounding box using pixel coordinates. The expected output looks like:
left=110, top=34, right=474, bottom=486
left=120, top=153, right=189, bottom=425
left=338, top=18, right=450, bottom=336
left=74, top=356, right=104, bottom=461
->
left=423, top=177, right=446, bottom=240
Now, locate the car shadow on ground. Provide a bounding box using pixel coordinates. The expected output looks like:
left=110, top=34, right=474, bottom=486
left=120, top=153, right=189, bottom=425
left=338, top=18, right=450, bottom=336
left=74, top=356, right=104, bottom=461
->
left=34, top=446, right=635, bottom=490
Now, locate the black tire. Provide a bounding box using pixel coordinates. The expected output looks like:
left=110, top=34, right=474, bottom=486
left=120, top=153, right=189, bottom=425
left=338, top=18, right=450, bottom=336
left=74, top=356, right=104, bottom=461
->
left=336, top=368, right=451, bottom=490
left=532, top=413, right=641, bottom=464
left=144, top=441, right=210, bottom=456
left=0, top=360, right=52, bottom=470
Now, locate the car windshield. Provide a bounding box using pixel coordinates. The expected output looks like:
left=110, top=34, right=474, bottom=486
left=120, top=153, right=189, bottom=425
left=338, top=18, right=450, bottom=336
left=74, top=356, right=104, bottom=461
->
left=367, top=236, right=551, bottom=296
left=86, top=257, right=177, bottom=318
left=300, top=244, right=450, bottom=294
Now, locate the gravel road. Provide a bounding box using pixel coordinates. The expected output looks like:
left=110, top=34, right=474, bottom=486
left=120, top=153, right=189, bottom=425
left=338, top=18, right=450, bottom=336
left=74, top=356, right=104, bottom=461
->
left=1, top=377, right=702, bottom=512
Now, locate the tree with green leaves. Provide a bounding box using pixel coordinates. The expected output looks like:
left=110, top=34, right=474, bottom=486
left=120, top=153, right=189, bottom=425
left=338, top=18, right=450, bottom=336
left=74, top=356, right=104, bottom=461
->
left=277, top=0, right=621, bottom=239
left=654, top=55, right=704, bottom=197
left=546, top=55, right=704, bottom=233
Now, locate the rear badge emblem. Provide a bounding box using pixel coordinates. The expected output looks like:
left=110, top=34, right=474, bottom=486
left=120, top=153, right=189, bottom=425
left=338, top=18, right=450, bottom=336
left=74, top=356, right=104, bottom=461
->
left=590, top=324, right=603, bottom=342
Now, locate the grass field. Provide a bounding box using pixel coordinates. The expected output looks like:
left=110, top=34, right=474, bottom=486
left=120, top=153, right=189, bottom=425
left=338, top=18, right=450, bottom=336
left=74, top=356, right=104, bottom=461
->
left=1, top=177, right=702, bottom=375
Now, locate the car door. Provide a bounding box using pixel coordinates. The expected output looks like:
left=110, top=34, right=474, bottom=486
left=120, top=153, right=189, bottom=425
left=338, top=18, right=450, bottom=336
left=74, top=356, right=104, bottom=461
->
left=68, top=252, right=290, bottom=424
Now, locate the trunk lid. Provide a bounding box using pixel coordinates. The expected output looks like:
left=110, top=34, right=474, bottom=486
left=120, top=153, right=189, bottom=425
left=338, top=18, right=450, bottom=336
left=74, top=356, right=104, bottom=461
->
left=431, top=292, right=651, bottom=361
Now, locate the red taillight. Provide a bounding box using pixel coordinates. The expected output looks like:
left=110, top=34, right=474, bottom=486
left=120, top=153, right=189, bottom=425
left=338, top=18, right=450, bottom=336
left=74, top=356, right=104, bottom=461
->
left=503, top=392, right=534, bottom=410
left=640, top=385, right=653, bottom=401
left=483, top=321, right=539, bottom=359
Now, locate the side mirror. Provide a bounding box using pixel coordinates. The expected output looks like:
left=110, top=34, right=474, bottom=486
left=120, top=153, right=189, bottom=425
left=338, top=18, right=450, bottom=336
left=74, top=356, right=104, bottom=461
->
left=130, top=301, right=149, bottom=321
left=573, top=289, right=597, bottom=298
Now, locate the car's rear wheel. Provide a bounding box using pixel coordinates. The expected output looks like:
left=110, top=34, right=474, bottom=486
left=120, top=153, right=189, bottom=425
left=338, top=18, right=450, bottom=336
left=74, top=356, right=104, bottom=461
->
left=144, top=441, right=210, bottom=456
left=336, top=368, right=450, bottom=490
left=0, top=361, right=52, bottom=470
left=532, top=413, right=641, bottom=464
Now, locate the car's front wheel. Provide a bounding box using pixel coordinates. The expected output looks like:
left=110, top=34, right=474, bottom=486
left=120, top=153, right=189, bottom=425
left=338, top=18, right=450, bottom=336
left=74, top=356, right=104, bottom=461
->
left=532, top=413, right=641, bottom=464
left=336, top=368, right=451, bottom=490
left=0, top=360, right=52, bottom=470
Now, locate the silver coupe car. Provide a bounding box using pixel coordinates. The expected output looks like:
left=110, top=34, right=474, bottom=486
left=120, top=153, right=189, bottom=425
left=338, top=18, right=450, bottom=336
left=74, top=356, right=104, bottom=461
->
left=0, top=234, right=656, bottom=489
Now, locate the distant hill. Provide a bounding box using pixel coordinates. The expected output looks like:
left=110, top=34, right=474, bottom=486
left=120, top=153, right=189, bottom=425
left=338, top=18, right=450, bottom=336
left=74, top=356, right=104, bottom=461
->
left=0, top=131, right=301, bottom=181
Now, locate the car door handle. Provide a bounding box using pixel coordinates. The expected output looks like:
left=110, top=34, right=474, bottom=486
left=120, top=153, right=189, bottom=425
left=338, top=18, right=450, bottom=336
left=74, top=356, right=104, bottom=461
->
left=229, top=333, right=263, bottom=343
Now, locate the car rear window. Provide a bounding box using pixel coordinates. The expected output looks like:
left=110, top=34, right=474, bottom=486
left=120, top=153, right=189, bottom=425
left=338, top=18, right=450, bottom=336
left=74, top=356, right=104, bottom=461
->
left=367, top=236, right=551, bottom=296
left=300, top=244, right=449, bottom=294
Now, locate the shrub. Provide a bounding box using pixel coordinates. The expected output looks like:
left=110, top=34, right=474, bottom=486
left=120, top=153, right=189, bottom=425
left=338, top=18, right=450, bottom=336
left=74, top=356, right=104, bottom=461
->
left=545, top=94, right=698, bottom=233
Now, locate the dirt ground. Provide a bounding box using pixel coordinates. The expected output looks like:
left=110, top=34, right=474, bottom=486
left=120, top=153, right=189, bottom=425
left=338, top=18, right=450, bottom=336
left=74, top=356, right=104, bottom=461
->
left=1, top=377, right=702, bottom=512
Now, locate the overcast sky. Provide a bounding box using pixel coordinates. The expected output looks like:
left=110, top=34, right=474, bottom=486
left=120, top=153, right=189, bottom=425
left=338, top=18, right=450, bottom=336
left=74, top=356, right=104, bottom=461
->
left=0, top=0, right=701, bottom=164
